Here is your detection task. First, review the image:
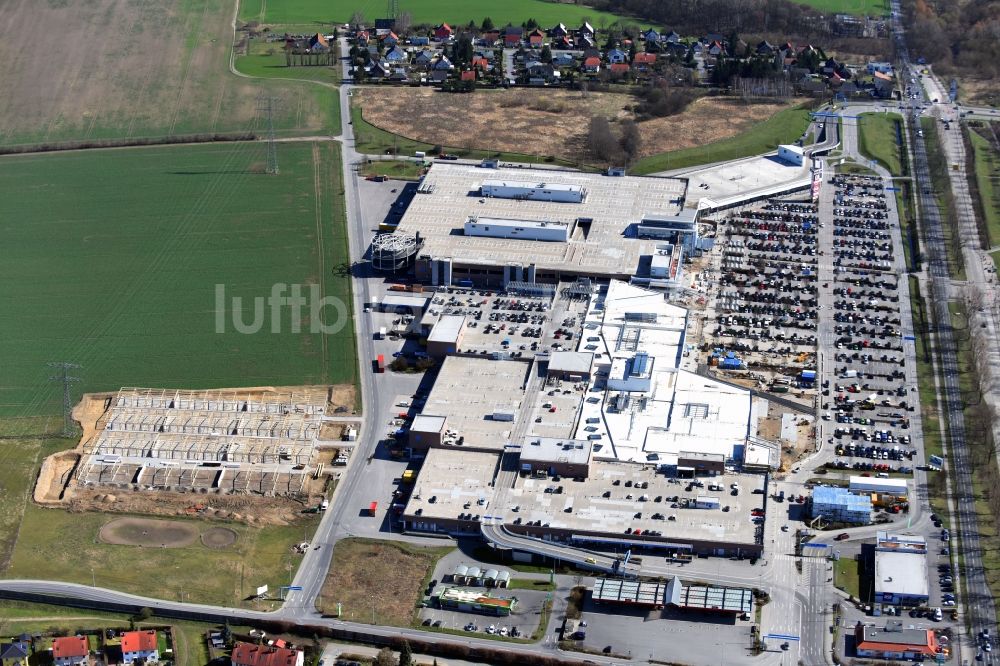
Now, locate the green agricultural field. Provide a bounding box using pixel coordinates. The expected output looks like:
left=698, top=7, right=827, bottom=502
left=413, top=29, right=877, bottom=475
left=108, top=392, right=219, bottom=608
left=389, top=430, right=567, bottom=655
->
left=631, top=105, right=814, bottom=174
left=0, top=141, right=355, bottom=420
left=239, top=0, right=628, bottom=29
left=0, top=0, right=339, bottom=147
left=792, top=0, right=889, bottom=16
left=857, top=112, right=903, bottom=175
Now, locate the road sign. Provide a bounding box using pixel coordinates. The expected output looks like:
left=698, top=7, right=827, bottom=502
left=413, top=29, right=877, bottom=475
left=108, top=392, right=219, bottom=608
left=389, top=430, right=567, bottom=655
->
left=904, top=335, right=916, bottom=341
left=765, top=634, right=801, bottom=641
left=803, top=543, right=829, bottom=548
left=287, top=585, right=303, bottom=591
left=255, top=584, right=269, bottom=596
left=886, top=186, right=900, bottom=191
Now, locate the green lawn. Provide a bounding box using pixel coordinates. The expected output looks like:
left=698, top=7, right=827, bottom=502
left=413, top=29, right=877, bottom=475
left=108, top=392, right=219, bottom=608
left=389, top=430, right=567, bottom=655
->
left=507, top=578, right=556, bottom=592
left=0, top=141, right=355, bottom=419
left=0, top=436, right=58, bottom=569
left=235, top=38, right=342, bottom=86
left=359, top=159, right=426, bottom=180
left=832, top=556, right=860, bottom=599
left=792, top=0, right=889, bottom=15
left=631, top=104, right=814, bottom=174
left=239, top=0, right=629, bottom=29
left=968, top=129, right=1000, bottom=246
left=857, top=112, right=903, bottom=175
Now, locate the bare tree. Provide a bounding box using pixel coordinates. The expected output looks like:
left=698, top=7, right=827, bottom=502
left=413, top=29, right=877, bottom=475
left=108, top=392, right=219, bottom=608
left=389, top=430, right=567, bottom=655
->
left=588, top=117, right=621, bottom=164
left=620, top=119, right=642, bottom=164
left=350, top=11, right=366, bottom=29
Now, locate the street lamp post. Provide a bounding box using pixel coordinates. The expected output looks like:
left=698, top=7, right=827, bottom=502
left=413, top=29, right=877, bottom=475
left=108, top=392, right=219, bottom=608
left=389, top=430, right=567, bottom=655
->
left=370, top=594, right=376, bottom=624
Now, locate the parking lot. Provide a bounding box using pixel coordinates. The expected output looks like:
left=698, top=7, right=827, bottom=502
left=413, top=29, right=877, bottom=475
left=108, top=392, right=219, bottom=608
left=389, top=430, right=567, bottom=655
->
left=571, top=600, right=752, bottom=663
left=707, top=198, right=821, bottom=394
left=819, top=175, right=920, bottom=486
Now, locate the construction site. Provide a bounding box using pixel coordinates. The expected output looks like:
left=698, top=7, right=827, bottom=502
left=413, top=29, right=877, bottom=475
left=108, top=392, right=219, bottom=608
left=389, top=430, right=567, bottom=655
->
left=35, top=386, right=357, bottom=524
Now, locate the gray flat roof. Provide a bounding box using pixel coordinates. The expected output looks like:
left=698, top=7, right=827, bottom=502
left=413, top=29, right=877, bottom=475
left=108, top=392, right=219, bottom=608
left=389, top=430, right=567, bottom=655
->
left=666, top=576, right=753, bottom=613
left=412, top=414, right=446, bottom=434
left=418, top=356, right=529, bottom=451
left=520, top=437, right=593, bottom=466
left=398, top=163, right=687, bottom=276
left=593, top=578, right=666, bottom=605
left=381, top=294, right=430, bottom=309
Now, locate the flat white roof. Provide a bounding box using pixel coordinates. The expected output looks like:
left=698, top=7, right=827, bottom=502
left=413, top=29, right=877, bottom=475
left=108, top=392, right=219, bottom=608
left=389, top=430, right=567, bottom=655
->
left=875, top=549, right=929, bottom=598
left=849, top=476, right=909, bottom=493
left=428, top=314, right=466, bottom=344
left=779, top=144, right=805, bottom=155
left=548, top=350, right=594, bottom=374
left=381, top=294, right=430, bottom=309
left=572, top=281, right=752, bottom=463
left=482, top=179, right=582, bottom=193
left=412, top=414, right=446, bottom=433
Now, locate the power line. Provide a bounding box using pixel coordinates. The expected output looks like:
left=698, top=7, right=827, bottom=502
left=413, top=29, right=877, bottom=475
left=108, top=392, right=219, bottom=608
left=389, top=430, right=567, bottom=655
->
left=386, top=0, right=399, bottom=21
left=48, top=362, right=81, bottom=437
left=257, top=94, right=280, bottom=175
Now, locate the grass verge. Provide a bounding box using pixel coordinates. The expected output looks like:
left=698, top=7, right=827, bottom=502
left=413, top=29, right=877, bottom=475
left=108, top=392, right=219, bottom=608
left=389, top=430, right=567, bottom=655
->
left=318, top=538, right=454, bottom=626
left=857, top=112, right=903, bottom=175
left=359, top=159, right=427, bottom=181
left=967, top=125, right=1000, bottom=246
left=832, top=556, right=860, bottom=599
left=631, top=104, right=814, bottom=174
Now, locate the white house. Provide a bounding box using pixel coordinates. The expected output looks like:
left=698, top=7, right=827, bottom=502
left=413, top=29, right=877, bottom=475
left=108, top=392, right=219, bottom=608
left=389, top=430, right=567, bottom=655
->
left=120, top=631, right=158, bottom=665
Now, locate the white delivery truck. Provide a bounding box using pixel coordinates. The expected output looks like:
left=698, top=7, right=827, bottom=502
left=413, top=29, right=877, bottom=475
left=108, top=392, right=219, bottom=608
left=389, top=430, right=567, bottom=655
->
left=376, top=327, right=386, bottom=340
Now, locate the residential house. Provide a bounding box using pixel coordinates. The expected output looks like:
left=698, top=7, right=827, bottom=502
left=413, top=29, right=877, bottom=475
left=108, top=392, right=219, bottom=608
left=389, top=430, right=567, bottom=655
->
left=839, top=81, right=861, bottom=97
left=755, top=40, right=774, bottom=55
left=606, top=48, right=627, bottom=64
left=471, top=55, right=491, bottom=71
left=632, top=52, right=657, bottom=71
left=577, top=34, right=596, bottom=49
left=642, top=28, right=660, bottom=43
left=527, top=28, right=545, bottom=47
left=413, top=49, right=436, bottom=67
left=410, top=35, right=429, bottom=46
left=664, top=30, right=681, bottom=44
left=308, top=33, right=330, bottom=52
left=550, top=23, right=568, bottom=38
left=231, top=642, right=304, bottom=666
left=872, top=70, right=895, bottom=97
left=460, top=69, right=477, bottom=82
left=368, top=60, right=388, bottom=78
left=0, top=642, right=27, bottom=666
left=355, top=30, right=370, bottom=46
left=551, top=35, right=573, bottom=50
left=867, top=61, right=893, bottom=75
left=479, top=29, right=500, bottom=46
left=503, top=26, right=523, bottom=47
left=120, top=631, right=158, bottom=665
left=385, top=46, right=407, bottom=62
left=527, top=61, right=557, bottom=79
left=374, top=18, right=395, bottom=31
left=552, top=52, right=575, bottom=67
left=822, top=57, right=842, bottom=76
left=707, top=40, right=726, bottom=56
left=52, top=637, right=89, bottom=666
left=579, top=22, right=595, bottom=38
left=382, top=31, right=399, bottom=47
left=430, top=70, right=449, bottom=83
left=582, top=56, right=601, bottom=73
left=388, top=66, right=408, bottom=81
left=609, top=62, right=631, bottom=76
left=433, top=55, right=454, bottom=70
left=434, top=23, right=453, bottom=41
left=705, top=32, right=725, bottom=44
